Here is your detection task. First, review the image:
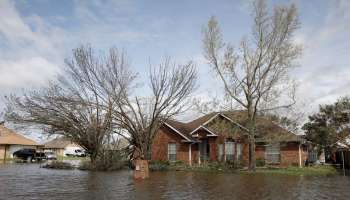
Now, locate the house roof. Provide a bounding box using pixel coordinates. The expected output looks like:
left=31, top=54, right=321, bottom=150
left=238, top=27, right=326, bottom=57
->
left=43, top=137, right=74, bottom=149
left=0, top=125, right=39, bottom=146
left=336, top=129, right=350, bottom=149
left=164, top=120, right=193, bottom=141
left=164, top=111, right=302, bottom=143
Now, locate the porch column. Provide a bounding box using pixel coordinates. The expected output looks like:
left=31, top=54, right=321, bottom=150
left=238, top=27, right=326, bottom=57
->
left=298, top=143, right=302, bottom=168
left=189, top=143, right=192, bottom=166
left=4, top=145, right=7, bottom=161
left=198, top=147, right=201, bottom=165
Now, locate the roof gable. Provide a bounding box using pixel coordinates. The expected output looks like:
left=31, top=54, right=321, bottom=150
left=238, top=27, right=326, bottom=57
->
left=43, top=137, right=76, bottom=149
left=0, top=125, right=38, bottom=146
left=163, top=111, right=301, bottom=142
left=163, top=122, right=192, bottom=142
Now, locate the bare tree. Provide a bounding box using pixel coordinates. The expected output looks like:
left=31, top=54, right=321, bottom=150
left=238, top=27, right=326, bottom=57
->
left=5, top=46, right=134, bottom=164
left=113, top=58, right=197, bottom=160
left=202, top=0, right=301, bottom=170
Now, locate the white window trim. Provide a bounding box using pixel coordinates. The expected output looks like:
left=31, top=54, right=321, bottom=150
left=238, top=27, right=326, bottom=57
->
left=168, top=143, right=177, bottom=161
left=265, top=144, right=281, bottom=164
left=225, top=141, right=235, bottom=161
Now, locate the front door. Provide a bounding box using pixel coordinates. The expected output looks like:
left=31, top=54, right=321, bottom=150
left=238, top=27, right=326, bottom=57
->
left=199, top=139, right=210, bottom=162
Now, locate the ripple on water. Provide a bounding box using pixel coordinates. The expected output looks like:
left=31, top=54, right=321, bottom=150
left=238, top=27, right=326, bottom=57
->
left=0, top=164, right=350, bottom=200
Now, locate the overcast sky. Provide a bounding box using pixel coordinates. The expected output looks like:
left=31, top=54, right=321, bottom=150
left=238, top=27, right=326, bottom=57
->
left=0, top=0, right=349, bottom=140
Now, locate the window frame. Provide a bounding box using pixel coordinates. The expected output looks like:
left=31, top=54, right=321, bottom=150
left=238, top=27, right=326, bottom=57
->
left=168, top=143, right=177, bottom=161
left=225, top=141, right=235, bottom=161
left=265, top=143, right=281, bottom=164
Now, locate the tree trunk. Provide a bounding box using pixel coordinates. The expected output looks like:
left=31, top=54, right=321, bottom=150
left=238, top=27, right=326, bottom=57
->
left=247, top=104, right=256, bottom=172
left=90, top=150, right=98, bottom=166
left=248, top=136, right=256, bottom=171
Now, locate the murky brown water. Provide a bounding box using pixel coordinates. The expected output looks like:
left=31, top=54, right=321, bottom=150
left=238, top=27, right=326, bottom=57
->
left=0, top=163, right=350, bottom=200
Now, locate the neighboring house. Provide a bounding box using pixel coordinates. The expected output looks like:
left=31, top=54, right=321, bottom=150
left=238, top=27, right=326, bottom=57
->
left=335, top=136, right=350, bottom=169
left=151, top=111, right=308, bottom=167
left=43, top=137, right=83, bottom=157
left=0, top=124, right=41, bottom=159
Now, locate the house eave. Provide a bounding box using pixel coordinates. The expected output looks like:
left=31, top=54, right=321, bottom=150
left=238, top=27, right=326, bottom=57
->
left=164, top=122, right=192, bottom=142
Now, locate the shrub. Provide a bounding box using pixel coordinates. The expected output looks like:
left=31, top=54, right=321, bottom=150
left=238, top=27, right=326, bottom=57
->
left=42, top=161, right=74, bottom=170
left=78, top=150, right=128, bottom=171
left=149, top=160, right=169, bottom=171
left=256, top=158, right=265, bottom=167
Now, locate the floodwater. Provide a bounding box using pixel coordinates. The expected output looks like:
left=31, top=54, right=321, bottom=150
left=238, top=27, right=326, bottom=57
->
left=0, top=163, right=350, bottom=200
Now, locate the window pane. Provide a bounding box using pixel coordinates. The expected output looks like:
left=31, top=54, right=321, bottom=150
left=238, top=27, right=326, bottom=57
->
left=266, top=144, right=280, bottom=163
left=168, top=143, right=176, bottom=161
left=225, top=141, right=235, bottom=161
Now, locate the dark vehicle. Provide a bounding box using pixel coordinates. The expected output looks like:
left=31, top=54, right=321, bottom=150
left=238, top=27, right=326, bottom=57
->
left=13, top=149, right=46, bottom=162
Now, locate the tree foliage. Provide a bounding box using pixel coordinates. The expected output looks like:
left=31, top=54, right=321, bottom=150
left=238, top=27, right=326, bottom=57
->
left=303, top=97, right=350, bottom=151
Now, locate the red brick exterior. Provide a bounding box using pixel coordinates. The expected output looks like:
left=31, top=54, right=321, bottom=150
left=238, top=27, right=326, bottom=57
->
left=280, top=142, right=308, bottom=167
left=151, top=126, right=307, bottom=167
left=151, top=126, right=191, bottom=164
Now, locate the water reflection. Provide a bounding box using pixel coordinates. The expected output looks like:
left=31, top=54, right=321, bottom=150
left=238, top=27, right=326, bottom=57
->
left=0, top=163, right=350, bottom=200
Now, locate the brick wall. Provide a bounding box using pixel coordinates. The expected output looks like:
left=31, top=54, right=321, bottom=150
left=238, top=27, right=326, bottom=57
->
left=151, top=127, right=191, bottom=164
left=255, top=145, right=265, bottom=160
left=240, top=142, right=307, bottom=167
left=208, top=137, right=217, bottom=161
left=280, top=142, right=307, bottom=167
left=151, top=126, right=307, bottom=167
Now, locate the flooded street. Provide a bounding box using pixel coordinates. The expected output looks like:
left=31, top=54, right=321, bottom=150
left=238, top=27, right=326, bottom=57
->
left=1, top=163, right=350, bottom=200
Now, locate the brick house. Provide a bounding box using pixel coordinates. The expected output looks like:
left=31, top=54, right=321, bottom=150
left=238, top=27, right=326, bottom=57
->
left=151, top=111, right=308, bottom=167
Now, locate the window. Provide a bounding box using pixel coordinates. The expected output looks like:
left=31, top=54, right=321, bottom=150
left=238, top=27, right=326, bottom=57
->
left=168, top=143, right=176, bottom=161
left=225, top=141, right=235, bottom=161
left=217, top=144, right=224, bottom=161
left=236, top=143, right=242, bottom=160
left=265, top=143, right=280, bottom=164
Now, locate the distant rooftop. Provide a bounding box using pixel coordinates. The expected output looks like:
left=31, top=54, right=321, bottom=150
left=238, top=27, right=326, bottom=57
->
left=0, top=125, right=39, bottom=146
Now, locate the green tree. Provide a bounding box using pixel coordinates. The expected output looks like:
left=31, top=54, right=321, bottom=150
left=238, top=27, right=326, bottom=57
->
left=302, top=97, right=350, bottom=156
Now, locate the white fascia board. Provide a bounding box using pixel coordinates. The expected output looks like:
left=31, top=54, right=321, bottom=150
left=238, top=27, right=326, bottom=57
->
left=201, top=126, right=218, bottom=136
left=189, top=113, right=221, bottom=135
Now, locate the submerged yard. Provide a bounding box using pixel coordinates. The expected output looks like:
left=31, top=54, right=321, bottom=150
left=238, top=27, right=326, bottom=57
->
left=0, top=163, right=350, bottom=200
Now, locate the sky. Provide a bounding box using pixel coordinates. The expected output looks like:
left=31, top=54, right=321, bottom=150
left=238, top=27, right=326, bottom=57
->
left=0, top=0, right=349, bottom=140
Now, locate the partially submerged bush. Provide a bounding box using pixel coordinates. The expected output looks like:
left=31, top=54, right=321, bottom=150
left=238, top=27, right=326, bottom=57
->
left=42, top=161, right=74, bottom=170
left=256, top=158, right=266, bottom=167
left=78, top=150, right=128, bottom=171
left=242, top=165, right=339, bottom=176
left=149, top=160, right=170, bottom=171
